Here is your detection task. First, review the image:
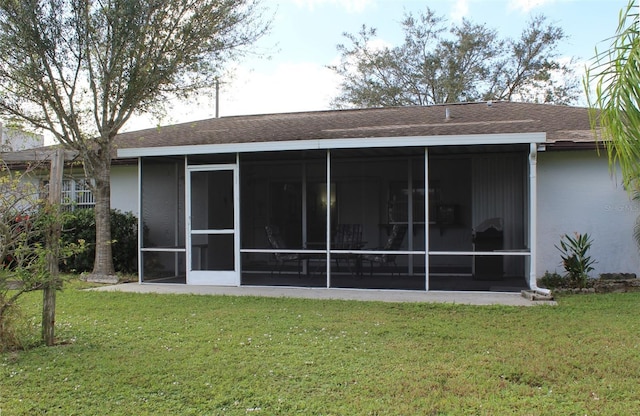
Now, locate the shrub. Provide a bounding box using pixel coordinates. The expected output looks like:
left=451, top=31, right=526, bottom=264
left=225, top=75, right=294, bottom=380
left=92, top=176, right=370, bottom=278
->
left=61, top=209, right=138, bottom=274
left=555, top=232, right=596, bottom=288
left=537, top=271, right=568, bottom=289
left=109, top=210, right=138, bottom=274
left=0, top=295, right=22, bottom=352
left=60, top=209, right=95, bottom=273
left=1, top=207, right=85, bottom=351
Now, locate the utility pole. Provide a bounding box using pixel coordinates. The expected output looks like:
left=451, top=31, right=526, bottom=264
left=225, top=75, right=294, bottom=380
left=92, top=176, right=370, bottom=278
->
left=215, top=78, right=220, bottom=118
left=42, top=148, right=63, bottom=346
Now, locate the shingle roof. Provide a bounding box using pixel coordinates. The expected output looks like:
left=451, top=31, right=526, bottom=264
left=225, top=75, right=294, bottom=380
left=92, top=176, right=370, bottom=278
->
left=114, top=101, right=597, bottom=152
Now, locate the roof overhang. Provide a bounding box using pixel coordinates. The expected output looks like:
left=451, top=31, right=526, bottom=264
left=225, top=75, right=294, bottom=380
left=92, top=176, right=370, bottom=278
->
left=1, top=148, right=78, bottom=162
left=117, top=132, right=546, bottom=158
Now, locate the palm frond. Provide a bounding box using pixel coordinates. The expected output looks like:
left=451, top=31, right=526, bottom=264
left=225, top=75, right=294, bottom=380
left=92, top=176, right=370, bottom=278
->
left=586, top=0, right=640, bottom=190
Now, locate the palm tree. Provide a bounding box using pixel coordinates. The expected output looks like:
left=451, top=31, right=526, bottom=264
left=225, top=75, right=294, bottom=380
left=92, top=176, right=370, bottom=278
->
left=585, top=0, right=640, bottom=190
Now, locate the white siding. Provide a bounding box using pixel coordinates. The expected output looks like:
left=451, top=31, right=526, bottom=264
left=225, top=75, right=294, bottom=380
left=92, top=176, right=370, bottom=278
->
left=537, top=150, right=640, bottom=278
left=111, top=165, right=138, bottom=216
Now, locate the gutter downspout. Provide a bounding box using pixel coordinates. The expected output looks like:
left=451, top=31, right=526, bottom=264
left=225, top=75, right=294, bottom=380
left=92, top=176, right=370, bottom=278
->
left=528, top=142, right=552, bottom=297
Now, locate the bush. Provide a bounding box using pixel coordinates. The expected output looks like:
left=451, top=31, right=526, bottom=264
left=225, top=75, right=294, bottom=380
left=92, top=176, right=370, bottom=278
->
left=109, top=210, right=138, bottom=274
left=537, top=271, right=569, bottom=289
left=1, top=207, right=86, bottom=351
left=60, top=209, right=95, bottom=273
left=555, top=232, right=596, bottom=289
left=61, top=209, right=138, bottom=274
left=0, top=297, right=22, bottom=352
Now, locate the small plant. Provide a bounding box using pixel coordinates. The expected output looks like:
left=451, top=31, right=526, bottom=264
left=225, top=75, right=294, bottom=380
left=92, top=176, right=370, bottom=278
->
left=555, top=232, right=596, bottom=288
left=537, top=271, right=568, bottom=289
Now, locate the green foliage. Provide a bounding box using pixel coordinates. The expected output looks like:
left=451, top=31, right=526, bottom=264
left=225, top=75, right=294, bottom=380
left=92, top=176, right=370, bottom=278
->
left=555, top=233, right=596, bottom=288
left=61, top=209, right=138, bottom=274
left=0, top=0, right=268, bottom=142
left=0, top=171, right=85, bottom=351
left=330, top=9, right=579, bottom=108
left=0, top=0, right=269, bottom=276
left=0, top=292, right=22, bottom=351
left=60, top=209, right=95, bottom=273
left=537, top=271, right=568, bottom=289
left=585, top=1, right=640, bottom=190
left=110, top=210, right=138, bottom=273
left=632, top=191, right=640, bottom=253
left=0, top=170, right=40, bottom=350
left=3, top=289, right=640, bottom=413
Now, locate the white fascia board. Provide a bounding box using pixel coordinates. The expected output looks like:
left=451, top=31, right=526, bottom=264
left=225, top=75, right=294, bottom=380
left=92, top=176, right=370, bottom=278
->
left=117, top=132, right=546, bottom=158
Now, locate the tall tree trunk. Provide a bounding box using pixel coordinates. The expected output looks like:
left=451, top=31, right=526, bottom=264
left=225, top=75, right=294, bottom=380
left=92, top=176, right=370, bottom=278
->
left=89, top=156, right=117, bottom=283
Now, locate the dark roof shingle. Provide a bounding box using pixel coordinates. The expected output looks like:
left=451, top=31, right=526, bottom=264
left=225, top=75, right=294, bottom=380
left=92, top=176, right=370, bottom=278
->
left=114, top=102, right=597, bottom=152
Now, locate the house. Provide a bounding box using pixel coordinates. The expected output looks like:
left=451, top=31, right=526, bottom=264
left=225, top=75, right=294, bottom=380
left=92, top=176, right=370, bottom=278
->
left=0, top=146, right=138, bottom=214
left=111, top=101, right=639, bottom=291
left=0, top=122, right=45, bottom=152
left=1, top=114, right=138, bottom=212
left=2, top=102, right=637, bottom=291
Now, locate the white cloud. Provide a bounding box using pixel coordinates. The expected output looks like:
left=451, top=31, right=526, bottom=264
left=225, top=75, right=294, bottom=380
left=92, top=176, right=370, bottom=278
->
left=507, top=0, right=557, bottom=13
left=450, top=0, right=470, bottom=22
left=290, top=0, right=374, bottom=13
left=221, top=61, right=341, bottom=116
left=123, top=61, right=342, bottom=131
left=365, top=37, right=392, bottom=52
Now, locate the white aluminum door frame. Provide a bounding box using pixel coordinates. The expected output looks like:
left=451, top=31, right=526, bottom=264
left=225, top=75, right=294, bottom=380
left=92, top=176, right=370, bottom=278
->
left=186, top=164, right=240, bottom=286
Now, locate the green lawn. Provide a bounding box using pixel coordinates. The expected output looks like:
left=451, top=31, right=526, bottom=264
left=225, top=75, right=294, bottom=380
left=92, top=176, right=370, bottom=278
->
left=1, top=286, right=639, bottom=415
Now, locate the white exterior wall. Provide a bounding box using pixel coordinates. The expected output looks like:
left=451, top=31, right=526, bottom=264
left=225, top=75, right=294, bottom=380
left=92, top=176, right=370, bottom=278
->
left=110, top=164, right=138, bottom=216
left=537, top=149, right=640, bottom=278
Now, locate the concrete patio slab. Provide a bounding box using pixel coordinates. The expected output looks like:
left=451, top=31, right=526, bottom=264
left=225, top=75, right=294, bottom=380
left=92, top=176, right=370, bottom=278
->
left=90, top=283, right=556, bottom=306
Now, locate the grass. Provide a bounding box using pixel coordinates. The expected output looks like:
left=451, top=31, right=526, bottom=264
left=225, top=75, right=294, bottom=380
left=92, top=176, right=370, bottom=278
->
left=1, top=284, right=640, bottom=415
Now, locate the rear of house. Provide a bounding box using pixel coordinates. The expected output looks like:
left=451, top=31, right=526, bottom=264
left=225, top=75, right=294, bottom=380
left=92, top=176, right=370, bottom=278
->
left=110, top=102, right=638, bottom=292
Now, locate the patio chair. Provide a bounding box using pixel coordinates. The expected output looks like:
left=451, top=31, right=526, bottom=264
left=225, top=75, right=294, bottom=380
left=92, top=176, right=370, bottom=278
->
left=361, top=224, right=407, bottom=276
left=333, top=224, right=363, bottom=249
left=264, top=225, right=308, bottom=277
left=332, top=224, right=364, bottom=272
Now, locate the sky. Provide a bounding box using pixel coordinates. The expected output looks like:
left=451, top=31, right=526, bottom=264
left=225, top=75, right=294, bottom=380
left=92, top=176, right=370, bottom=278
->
left=125, top=0, right=631, bottom=131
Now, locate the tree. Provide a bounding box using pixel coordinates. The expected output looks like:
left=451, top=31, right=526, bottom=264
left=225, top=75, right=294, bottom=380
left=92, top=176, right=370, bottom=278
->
left=0, top=162, right=42, bottom=351
left=0, top=0, right=269, bottom=280
left=329, top=8, right=579, bottom=108
left=0, top=156, right=84, bottom=350
left=585, top=0, right=640, bottom=190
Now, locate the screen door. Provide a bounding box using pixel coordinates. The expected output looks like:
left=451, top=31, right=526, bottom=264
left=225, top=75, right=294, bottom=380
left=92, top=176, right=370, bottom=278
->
left=187, top=165, right=239, bottom=285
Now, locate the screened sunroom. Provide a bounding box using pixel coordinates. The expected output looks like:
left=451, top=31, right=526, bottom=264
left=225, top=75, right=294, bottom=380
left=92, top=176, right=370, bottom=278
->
left=123, top=128, right=541, bottom=292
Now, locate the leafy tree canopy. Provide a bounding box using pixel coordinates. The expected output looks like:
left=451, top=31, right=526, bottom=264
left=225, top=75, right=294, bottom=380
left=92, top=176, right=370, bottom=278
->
left=329, top=8, right=580, bottom=108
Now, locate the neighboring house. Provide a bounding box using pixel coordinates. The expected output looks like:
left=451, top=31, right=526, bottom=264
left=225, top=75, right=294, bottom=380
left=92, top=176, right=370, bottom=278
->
left=110, top=101, right=639, bottom=291
left=0, top=122, right=44, bottom=152
left=1, top=146, right=137, bottom=214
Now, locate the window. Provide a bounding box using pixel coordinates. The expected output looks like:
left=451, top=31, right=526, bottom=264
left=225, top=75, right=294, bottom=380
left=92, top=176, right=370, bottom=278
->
left=62, top=178, right=95, bottom=210
left=41, top=177, right=95, bottom=210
